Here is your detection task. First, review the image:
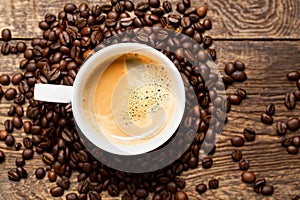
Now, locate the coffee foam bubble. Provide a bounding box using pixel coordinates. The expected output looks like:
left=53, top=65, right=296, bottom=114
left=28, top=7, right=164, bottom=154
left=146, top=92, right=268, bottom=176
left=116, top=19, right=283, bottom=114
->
left=111, top=63, right=178, bottom=140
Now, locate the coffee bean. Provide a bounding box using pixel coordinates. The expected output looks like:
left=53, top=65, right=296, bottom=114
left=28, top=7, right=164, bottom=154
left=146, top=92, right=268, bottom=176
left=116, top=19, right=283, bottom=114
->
left=16, top=42, right=27, bottom=53
left=57, top=176, right=71, bottom=190
left=243, top=128, right=256, bottom=141
left=241, top=171, right=256, bottom=183
left=8, top=170, right=20, bottom=181
left=1, top=29, right=12, bottom=41
left=261, top=113, right=273, bottom=125
left=15, top=158, right=25, bottom=167
left=286, top=117, right=300, bottom=131
left=108, top=184, right=119, bottom=196
left=163, top=1, right=172, bottom=13
left=231, top=136, right=245, bottom=147
left=208, top=178, right=219, bottom=189
left=287, top=145, right=299, bottom=154
left=66, top=193, right=78, bottom=200
left=0, top=74, right=10, bottom=85
left=201, top=157, right=213, bottom=169
left=35, top=167, right=46, bottom=179
left=203, top=19, right=212, bottom=30
left=22, top=149, right=34, bottom=160
left=239, top=158, right=250, bottom=171
left=0, top=130, right=8, bottom=141
left=174, top=191, right=188, bottom=200
left=148, top=0, right=160, bottom=8
left=1, top=42, right=11, bottom=55
left=281, top=136, right=292, bottom=147
left=15, top=105, right=23, bottom=117
left=228, top=94, right=242, bottom=105
left=196, top=6, right=207, bottom=17
left=287, top=71, right=300, bottom=81
left=231, top=71, right=247, bottom=82
left=265, top=103, right=275, bottom=116
left=50, top=186, right=64, bottom=197
left=23, top=121, right=32, bottom=134
left=292, top=136, right=300, bottom=147
left=16, top=167, right=27, bottom=178
left=7, top=105, right=16, bottom=116
left=135, top=188, right=148, bottom=198
left=0, top=150, right=5, bottom=163
left=261, top=185, right=274, bottom=196
left=234, top=60, right=245, bottom=71
left=12, top=116, right=23, bottom=129
left=48, top=171, right=57, bottom=182
left=14, top=142, right=22, bottom=151
left=5, top=135, right=15, bottom=147
left=4, top=119, right=14, bottom=133
left=11, top=73, right=23, bottom=85
left=232, top=149, right=243, bottom=162
left=253, top=178, right=266, bottom=193
left=276, top=121, right=287, bottom=135
left=195, top=183, right=207, bottom=194
left=285, top=92, right=296, bottom=110
left=236, top=88, right=247, bottom=99
left=5, top=88, right=17, bottom=100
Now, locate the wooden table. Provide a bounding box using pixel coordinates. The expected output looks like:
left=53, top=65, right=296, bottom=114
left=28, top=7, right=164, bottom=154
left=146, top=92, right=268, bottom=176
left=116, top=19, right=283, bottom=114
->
left=0, top=0, right=299, bottom=199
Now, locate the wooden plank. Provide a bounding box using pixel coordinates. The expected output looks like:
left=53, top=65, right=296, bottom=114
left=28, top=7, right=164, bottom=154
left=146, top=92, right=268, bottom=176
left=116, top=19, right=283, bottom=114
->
left=0, top=40, right=299, bottom=199
left=0, top=0, right=299, bottom=39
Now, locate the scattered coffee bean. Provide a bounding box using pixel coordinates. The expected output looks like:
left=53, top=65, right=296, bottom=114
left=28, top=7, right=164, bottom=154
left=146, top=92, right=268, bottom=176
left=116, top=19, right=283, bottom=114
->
left=16, top=166, right=27, bottom=178
left=231, top=136, right=245, bottom=147
left=292, top=136, right=300, bottom=147
left=16, top=42, right=27, bottom=53
left=57, top=176, right=70, bottom=190
left=12, top=116, right=23, bottom=129
left=276, top=121, right=287, bottom=135
left=287, top=145, right=299, bottom=154
left=15, top=158, right=25, bottom=167
left=228, top=94, right=242, bottom=105
left=201, top=157, right=213, bottom=169
left=0, top=130, right=8, bottom=140
left=1, top=29, right=12, bottom=41
left=5, top=134, right=15, bottom=147
left=265, top=103, right=275, bottom=116
left=66, top=193, right=78, bottom=200
left=8, top=170, right=20, bottom=181
left=231, top=71, right=247, bottom=82
left=253, top=178, right=266, bottom=193
left=50, top=186, right=64, bottom=197
left=286, top=118, right=300, bottom=131
left=243, top=128, right=256, bottom=141
left=0, top=74, right=10, bottom=85
left=195, top=183, right=207, bottom=194
left=241, top=171, right=256, bottom=183
left=285, top=92, right=296, bottom=110
left=0, top=150, right=5, bottom=163
left=287, top=71, right=300, bottom=81
left=236, top=88, right=247, bottom=99
left=14, top=142, right=22, bottom=151
left=234, top=60, right=245, bottom=71
left=208, top=178, right=219, bottom=189
left=196, top=6, right=207, bottom=17
left=281, top=136, right=292, bottom=147
left=22, top=149, right=34, bottom=160
left=261, top=113, right=273, bottom=125
left=174, top=191, right=188, bottom=200
left=261, top=185, right=274, bottom=196
left=12, top=73, right=23, bottom=85
left=232, top=149, right=243, bottom=162
left=4, top=88, right=17, bottom=100
left=239, top=158, right=250, bottom=171
left=48, top=171, right=57, bottom=182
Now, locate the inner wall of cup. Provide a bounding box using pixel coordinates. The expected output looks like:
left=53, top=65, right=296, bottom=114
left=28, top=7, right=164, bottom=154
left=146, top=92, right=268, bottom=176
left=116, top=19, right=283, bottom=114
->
left=74, top=44, right=185, bottom=155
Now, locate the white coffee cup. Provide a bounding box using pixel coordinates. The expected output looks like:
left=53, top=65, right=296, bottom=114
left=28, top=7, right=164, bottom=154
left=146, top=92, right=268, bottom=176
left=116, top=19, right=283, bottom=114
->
left=34, top=43, right=185, bottom=155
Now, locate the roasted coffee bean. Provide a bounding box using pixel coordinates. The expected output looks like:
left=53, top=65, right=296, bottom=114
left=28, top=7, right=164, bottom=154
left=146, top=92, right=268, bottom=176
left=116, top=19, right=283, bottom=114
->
left=12, top=116, right=23, bottom=129
left=2, top=29, right=12, bottom=41
left=14, top=142, right=22, bottom=151
left=176, top=3, right=186, bottom=14
left=232, top=149, right=243, bottom=162
left=0, top=74, right=10, bottom=85
left=148, top=0, right=160, bottom=8
left=239, top=158, right=250, bottom=171
left=0, top=130, right=8, bottom=140
left=265, top=103, right=275, bottom=116
left=14, top=93, right=25, bottom=105
left=35, top=167, right=46, bottom=179
left=8, top=170, right=20, bottom=181
left=15, top=105, right=23, bottom=116
left=48, top=171, right=57, bottom=182
left=228, top=94, right=241, bottom=105
left=231, top=136, right=245, bottom=147
left=201, top=157, right=213, bottom=169
left=203, top=19, right=212, bottom=30
left=285, top=92, right=296, bottom=110
left=195, top=183, right=207, bottom=194
left=261, top=185, right=274, bottom=196
left=4, top=119, right=14, bottom=133
left=254, top=178, right=266, bottom=193
left=15, top=158, right=25, bottom=167
left=163, top=1, right=172, bottom=13
left=7, top=105, right=16, bottom=116
left=16, top=167, right=27, bottom=178
left=22, top=149, right=34, bottom=160
left=108, top=184, right=119, bottom=196
left=57, top=176, right=71, bottom=190
left=231, top=71, right=247, bottom=82
left=281, top=136, right=292, bottom=147
left=234, top=60, right=245, bottom=71
left=66, top=193, right=78, bottom=200
left=236, top=88, right=247, bottom=99
left=196, top=6, right=207, bottom=17
left=50, top=186, right=64, bottom=197
left=243, top=128, right=256, bottom=141
left=174, top=191, right=188, bottom=200
left=241, top=171, right=256, bottom=183
left=135, top=188, right=148, bottom=198
left=208, top=178, right=219, bottom=189
left=287, top=145, right=299, bottom=154
left=23, top=121, right=32, bottom=134
left=12, top=73, right=23, bottom=85
left=261, top=113, right=273, bottom=125
left=286, top=118, right=300, bottom=131
left=16, top=42, right=27, bottom=53
left=23, top=137, right=33, bottom=149
left=5, top=134, right=15, bottom=147
left=287, top=71, right=300, bottom=81
left=1, top=42, right=11, bottom=55
left=292, top=136, right=300, bottom=147
left=0, top=150, right=5, bottom=163
left=5, top=88, right=17, bottom=100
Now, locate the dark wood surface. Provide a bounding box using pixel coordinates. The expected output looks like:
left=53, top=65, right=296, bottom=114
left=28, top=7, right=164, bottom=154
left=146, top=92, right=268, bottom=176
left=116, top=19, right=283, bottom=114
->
left=0, top=0, right=300, bottom=199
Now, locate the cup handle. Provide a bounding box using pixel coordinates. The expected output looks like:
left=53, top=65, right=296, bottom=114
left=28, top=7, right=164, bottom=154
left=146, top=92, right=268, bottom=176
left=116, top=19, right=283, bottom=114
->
left=34, top=84, right=73, bottom=103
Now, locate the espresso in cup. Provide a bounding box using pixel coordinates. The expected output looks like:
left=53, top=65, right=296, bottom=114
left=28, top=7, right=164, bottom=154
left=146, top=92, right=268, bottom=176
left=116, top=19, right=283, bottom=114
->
left=91, top=53, right=180, bottom=144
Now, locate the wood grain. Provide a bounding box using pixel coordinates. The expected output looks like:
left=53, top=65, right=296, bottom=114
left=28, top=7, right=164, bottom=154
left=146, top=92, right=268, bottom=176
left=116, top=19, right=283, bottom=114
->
left=0, top=0, right=299, bottom=39
left=0, top=40, right=299, bottom=199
